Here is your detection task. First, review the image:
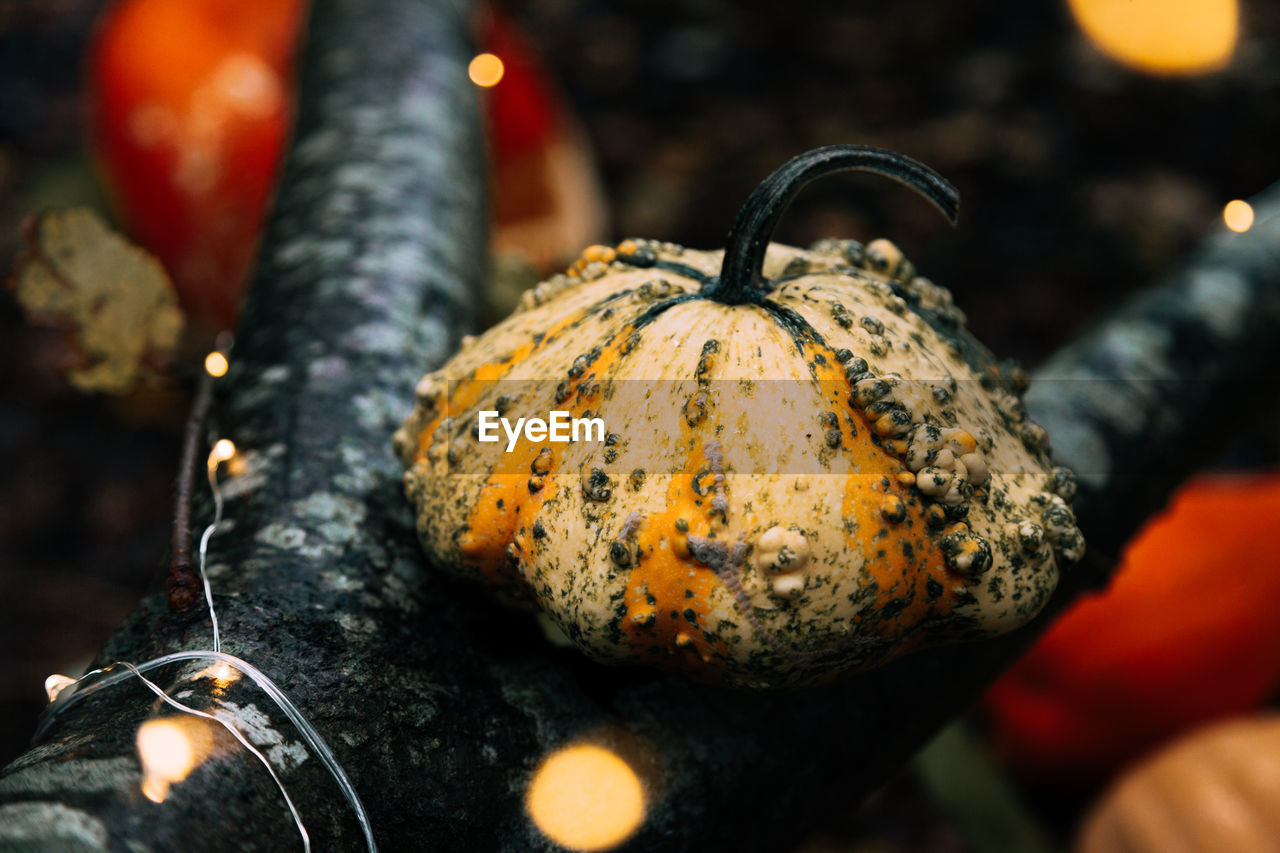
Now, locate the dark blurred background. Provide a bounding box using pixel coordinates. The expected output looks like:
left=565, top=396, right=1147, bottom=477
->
left=2, top=0, right=1277, bottom=847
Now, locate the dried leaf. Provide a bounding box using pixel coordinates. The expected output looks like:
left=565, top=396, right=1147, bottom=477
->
left=10, top=208, right=184, bottom=394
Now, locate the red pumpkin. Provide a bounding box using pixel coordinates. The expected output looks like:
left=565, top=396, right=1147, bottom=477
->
left=983, top=473, right=1280, bottom=782
left=479, top=12, right=607, bottom=274
left=88, top=1, right=601, bottom=331
left=87, top=0, right=303, bottom=330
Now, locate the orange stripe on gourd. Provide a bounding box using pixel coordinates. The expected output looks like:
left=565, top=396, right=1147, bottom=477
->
left=623, top=440, right=731, bottom=671
left=413, top=304, right=602, bottom=461
left=798, top=342, right=955, bottom=639
left=457, top=328, right=629, bottom=592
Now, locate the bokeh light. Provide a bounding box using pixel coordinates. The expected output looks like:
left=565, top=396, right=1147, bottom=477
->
left=136, top=716, right=216, bottom=804
left=526, top=743, right=646, bottom=851
left=204, top=351, right=229, bottom=377
left=1223, top=199, right=1254, bottom=232
left=468, top=53, right=505, bottom=87
left=1068, top=0, right=1237, bottom=76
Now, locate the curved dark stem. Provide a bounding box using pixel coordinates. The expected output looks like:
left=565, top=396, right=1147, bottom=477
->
left=707, top=144, right=960, bottom=305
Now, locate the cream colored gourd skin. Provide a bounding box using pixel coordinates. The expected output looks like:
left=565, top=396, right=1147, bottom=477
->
left=393, top=148, right=1084, bottom=689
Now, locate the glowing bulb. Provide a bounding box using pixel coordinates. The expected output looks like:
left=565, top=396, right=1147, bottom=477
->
left=468, top=53, right=504, bottom=87
left=136, top=717, right=216, bottom=804
left=44, top=674, right=77, bottom=703
left=526, top=743, right=646, bottom=851
left=208, top=662, right=238, bottom=683
left=209, top=439, right=237, bottom=467
left=204, top=351, right=229, bottom=378
left=195, top=662, right=241, bottom=692
left=1223, top=199, right=1254, bottom=232
left=1068, top=0, right=1237, bottom=76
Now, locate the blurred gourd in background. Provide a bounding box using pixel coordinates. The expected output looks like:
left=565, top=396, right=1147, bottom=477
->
left=1077, top=714, right=1280, bottom=853
left=481, top=11, right=607, bottom=284
left=87, top=0, right=304, bottom=334
left=983, top=473, right=1280, bottom=783
left=86, top=0, right=604, bottom=335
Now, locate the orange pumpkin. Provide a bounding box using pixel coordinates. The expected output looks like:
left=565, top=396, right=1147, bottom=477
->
left=984, top=473, right=1280, bottom=781
left=1077, top=714, right=1280, bottom=853
left=393, top=145, right=1084, bottom=688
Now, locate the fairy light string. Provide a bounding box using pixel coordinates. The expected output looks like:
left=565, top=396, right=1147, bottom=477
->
left=39, top=345, right=377, bottom=852
left=119, top=662, right=309, bottom=850
left=200, top=437, right=236, bottom=653
left=40, top=651, right=376, bottom=850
